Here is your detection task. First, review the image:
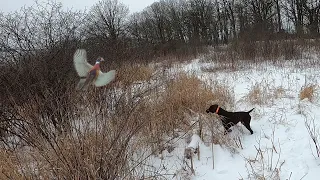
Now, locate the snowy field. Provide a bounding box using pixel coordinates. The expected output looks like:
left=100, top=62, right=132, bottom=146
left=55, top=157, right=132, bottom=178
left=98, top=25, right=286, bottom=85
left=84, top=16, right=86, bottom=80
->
left=138, top=59, right=320, bottom=180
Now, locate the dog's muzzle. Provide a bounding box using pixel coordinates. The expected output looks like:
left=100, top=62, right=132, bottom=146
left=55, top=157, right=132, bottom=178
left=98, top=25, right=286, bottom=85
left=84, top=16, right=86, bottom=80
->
left=206, top=109, right=210, bottom=113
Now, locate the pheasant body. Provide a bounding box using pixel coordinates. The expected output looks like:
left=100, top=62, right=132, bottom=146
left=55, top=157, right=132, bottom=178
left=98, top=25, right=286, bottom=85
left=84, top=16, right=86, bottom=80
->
left=73, top=49, right=116, bottom=90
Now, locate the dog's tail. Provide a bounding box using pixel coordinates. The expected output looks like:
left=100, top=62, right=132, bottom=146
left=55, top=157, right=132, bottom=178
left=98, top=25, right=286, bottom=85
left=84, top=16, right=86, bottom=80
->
left=247, top=108, right=254, bottom=113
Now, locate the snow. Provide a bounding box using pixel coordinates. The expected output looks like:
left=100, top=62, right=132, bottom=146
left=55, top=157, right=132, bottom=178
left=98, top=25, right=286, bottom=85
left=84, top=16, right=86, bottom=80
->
left=187, top=134, right=201, bottom=150
left=138, top=59, right=320, bottom=180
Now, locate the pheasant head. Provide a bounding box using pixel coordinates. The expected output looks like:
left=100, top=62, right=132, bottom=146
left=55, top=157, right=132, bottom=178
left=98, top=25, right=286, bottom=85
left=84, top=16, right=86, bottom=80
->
left=95, top=57, right=104, bottom=64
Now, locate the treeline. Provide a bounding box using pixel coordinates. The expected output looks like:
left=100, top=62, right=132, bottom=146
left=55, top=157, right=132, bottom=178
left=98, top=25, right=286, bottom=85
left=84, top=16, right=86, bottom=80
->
left=127, top=0, right=320, bottom=51
left=1, top=0, right=320, bottom=63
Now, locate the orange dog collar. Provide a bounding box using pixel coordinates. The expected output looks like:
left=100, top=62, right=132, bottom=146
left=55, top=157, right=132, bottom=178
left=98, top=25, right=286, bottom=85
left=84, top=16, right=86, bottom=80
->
left=215, top=106, right=220, bottom=114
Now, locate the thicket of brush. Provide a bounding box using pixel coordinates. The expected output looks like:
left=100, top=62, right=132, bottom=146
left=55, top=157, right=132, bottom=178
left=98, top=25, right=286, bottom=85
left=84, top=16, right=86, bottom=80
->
left=201, top=39, right=320, bottom=71
left=0, top=64, right=234, bottom=179
left=2, top=42, right=320, bottom=179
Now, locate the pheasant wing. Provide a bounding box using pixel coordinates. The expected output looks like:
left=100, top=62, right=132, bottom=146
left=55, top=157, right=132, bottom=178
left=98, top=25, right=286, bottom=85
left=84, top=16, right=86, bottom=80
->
left=73, top=49, right=93, bottom=77
left=94, top=70, right=116, bottom=87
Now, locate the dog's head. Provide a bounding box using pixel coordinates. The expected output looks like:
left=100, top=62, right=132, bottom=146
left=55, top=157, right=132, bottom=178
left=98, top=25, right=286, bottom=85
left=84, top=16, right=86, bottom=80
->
left=206, top=104, right=219, bottom=113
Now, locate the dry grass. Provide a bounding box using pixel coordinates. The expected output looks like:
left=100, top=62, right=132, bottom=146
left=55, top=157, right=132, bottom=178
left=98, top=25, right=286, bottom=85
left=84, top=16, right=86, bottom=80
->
left=148, top=73, right=234, bottom=132
left=199, top=40, right=308, bottom=72
left=133, top=72, right=235, bottom=157
left=0, top=64, right=234, bottom=179
left=299, top=84, right=317, bottom=102
left=201, top=115, right=244, bottom=153
left=116, top=64, right=155, bottom=87
left=273, top=87, right=286, bottom=99
left=247, top=83, right=266, bottom=105
left=4, top=86, right=148, bottom=179
left=246, top=81, right=286, bottom=105
left=0, top=70, right=217, bottom=179
left=34, top=133, right=131, bottom=179
left=0, top=150, right=24, bottom=179
left=140, top=73, right=216, bottom=145
left=244, top=128, right=283, bottom=180
left=164, top=73, right=214, bottom=112
left=209, top=82, right=235, bottom=109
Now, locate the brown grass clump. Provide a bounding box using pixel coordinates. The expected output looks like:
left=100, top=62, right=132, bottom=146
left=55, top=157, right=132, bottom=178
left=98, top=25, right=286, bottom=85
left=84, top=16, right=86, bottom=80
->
left=273, top=87, right=286, bottom=99
left=246, top=81, right=289, bottom=106
left=31, top=133, right=131, bottom=179
left=165, top=73, right=214, bottom=112
left=144, top=73, right=215, bottom=135
left=140, top=73, right=235, bottom=150
left=247, top=83, right=266, bottom=105
left=299, top=84, right=317, bottom=102
left=5, top=87, right=146, bottom=179
left=210, top=83, right=235, bottom=109
left=246, top=82, right=286, bottom=105
left=116, top=64, right=155, bottom=87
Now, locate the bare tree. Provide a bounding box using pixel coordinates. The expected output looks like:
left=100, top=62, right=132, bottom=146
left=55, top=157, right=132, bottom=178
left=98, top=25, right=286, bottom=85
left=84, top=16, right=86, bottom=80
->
left=275, top=0, right=282, bottom=32
left=227, top=0, right=237, bottom=39
left=167, top=0, right=188, bottom=43
left=282, top=0, right=305, bottom=35
left=84, top=0, right=130, bottom=63
left=86, top=0, right=129, bottom=41
left=187, top=0, right=216, bottom=45
left=249, top=0, right=276, bottom=35
left=303, top=0, right=320, bottom=36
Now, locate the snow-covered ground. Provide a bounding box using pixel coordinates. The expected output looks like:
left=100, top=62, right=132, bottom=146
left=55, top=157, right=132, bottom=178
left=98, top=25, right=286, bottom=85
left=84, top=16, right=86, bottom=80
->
left=138, top=59, right=320, bottom=180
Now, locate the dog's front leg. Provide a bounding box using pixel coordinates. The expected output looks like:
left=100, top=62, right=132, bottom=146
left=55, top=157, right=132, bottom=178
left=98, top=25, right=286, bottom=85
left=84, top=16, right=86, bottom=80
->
left=223, top=129, right=232, bottom=135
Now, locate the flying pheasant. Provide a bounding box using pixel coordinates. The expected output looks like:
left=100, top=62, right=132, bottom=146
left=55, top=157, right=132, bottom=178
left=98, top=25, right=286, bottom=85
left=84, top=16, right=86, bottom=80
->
left=73, top=49, right=116, bottom=90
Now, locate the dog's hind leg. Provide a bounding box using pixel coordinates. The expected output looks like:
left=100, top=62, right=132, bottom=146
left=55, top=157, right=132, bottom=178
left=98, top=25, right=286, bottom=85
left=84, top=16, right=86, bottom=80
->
left=242, top=120, right=253, bottom=134
left=244, top=124, right=253, bottom=134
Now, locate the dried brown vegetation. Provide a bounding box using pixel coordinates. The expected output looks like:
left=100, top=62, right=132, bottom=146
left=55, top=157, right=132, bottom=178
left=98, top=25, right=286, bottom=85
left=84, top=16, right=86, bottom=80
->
left=299, top=84, right=317, bottom=102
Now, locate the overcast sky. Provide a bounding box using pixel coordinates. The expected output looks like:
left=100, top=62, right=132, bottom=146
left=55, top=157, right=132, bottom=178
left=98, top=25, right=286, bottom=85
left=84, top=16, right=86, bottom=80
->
left=0, top=0, right=158, bottom=14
